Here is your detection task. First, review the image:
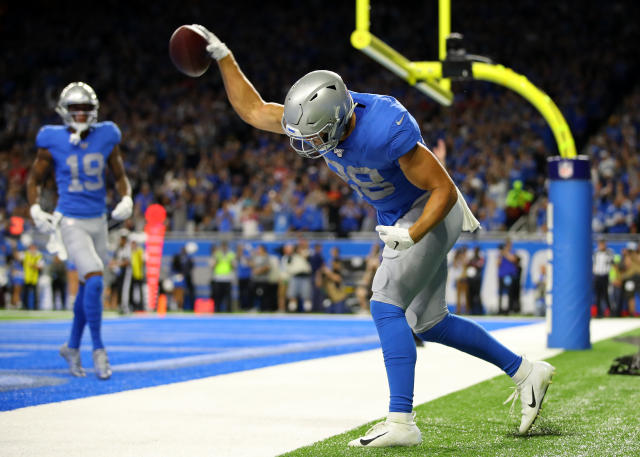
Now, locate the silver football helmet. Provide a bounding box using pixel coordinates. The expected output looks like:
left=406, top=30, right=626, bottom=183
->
left=281, top=70, right=355, bottom=159
left=55, top=82, right=99, bottom=134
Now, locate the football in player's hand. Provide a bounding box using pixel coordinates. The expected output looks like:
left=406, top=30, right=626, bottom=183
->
left=169, top=25, right=211, bottom=77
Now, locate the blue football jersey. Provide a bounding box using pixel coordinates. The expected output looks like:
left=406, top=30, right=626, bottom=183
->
left=323, top=92, right=426, bottom=226
left=36, top=122, right=121, bottom=218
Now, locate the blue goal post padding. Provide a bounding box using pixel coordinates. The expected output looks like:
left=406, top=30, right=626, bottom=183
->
left=547, top=156, right=592, bottom=350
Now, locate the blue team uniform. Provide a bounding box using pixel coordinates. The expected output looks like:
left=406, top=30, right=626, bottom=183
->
left=321, top=92, right=527, bottom=424
left=35, top=122, right=121, bottom=218
left=323, top=92, right=426, bottom=226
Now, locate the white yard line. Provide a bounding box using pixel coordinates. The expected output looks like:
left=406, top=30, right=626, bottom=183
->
left=0, top=319, right=638, bottom=457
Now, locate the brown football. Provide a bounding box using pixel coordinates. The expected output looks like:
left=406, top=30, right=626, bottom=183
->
left=169, top=25, right=211, bottom=77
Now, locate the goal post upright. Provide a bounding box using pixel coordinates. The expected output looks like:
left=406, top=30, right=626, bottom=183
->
left=351, top=0, right=454, bottom=105
left=438, top=0, right=451, bottom=92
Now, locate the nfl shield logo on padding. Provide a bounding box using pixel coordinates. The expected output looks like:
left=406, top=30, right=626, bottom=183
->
left=558, top=161, right=574, bottom=179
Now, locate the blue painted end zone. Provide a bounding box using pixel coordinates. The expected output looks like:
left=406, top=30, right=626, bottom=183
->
left=0, top=316, right=539, bottom=411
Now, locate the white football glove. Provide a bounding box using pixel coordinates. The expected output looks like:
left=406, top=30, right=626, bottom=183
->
left=46, top=229, right=68, bottom=261
left=30, top=204, right=57, bottom=233
left=375, top=225, right=415, bottom=251
left=111, top=196, right=133, bottom=221
left=190, top=24, right=230, bottom=61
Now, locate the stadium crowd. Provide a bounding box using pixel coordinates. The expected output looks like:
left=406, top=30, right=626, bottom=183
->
left=1, top=1, right=640, bottom=315
left=1, top=1, right=639, bottom=238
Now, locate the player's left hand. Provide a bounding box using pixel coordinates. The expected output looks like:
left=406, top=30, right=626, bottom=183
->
left=375, top=225, right=415, bottom=251
left=30, top=204, right=57, bottom=233
left=111, top=196, right=133, bottom=221
left=191, top=24, right=230, bottom=61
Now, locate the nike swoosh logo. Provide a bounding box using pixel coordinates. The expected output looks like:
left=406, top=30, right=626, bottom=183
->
left=528, top=386, right=536, bottom=408
left=393, top=241, right=399, bottom=249
left=395, top=115, right=405, bottom=126
left=360, top=432, right=388, bottom=446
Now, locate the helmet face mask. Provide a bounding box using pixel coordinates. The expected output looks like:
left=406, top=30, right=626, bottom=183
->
left=55, top=82, right=99, bottom=134
left=281, top=70, right=355, bottom=159
left=281, top=119, right=338, bottom=158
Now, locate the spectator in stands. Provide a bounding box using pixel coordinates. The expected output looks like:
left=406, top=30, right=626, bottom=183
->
left=451, top=247, right=469, bottom=315
left=0, top=234, right=12, bottom=309
left=505, top=180, right=533, bottom=229
left=111, top=233, right=132, bottom=314
left=10, top=246, right=24, bottom=309
left=235, top=243, right=252, bottom=311
left=609, top=254, right=623, bottom=317
left=134, top=182, right=154, bottom=216
left=171, top=245, right=194, bottom=312
left=339, top=199, right=362, bottom=235
left=240, top=204, right=260, bottom=237
left=466, top=246, right=485, bottom=315
left=284, top=240, right=313, bottom=312
left=309, top=243, right=326, bottom=312
left=534, top=264, right=547, bottom=317
left=498, top=239, right=519, bottom=315
left=267, top=249, right=282, bottom=311
left=621, top=242, right=640, bottom=316
left=320, top=255, right=350, bottom=314
left=604, top=193, right=633, bottom=233
left=277, top=243, right=294, bottom=312
left=216, top=200, right=235, bottom=233
left=477, top=195, right=506, bottom=231
left=22, top=243, right=43, bottom=310
left=249, top=244, right=273, bottom=311
left=130, top=240, right=146, bottom=312
left=513, top=253, right=523, bottom=314
left=355, top=243, right=381, bottom=314
left=209, top=241, right=236, bottom=312
left=104, top=252, right=120, bottom=313
left=49, top=254, right=67, bottom=311
left=592, top=237, right=614, bottom=317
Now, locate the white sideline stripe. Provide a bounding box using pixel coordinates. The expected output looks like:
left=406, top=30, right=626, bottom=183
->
left=0, top=319, right=638, bottom=457
left=0, top=337, right=379, bottom=374
left=0, top=343, right=319, bottom=353
left=113, top=335, right=379, bottom=371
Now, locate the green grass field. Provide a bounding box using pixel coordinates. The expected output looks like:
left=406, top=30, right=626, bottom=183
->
left=281, top=329, right=640, bottom=457
left=0, top=310, right=120, bottom=320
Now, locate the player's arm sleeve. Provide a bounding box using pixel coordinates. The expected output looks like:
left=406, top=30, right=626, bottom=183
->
left=217, top=55, right=285, bottom=134
left=386, top=112, right=423, bottom=162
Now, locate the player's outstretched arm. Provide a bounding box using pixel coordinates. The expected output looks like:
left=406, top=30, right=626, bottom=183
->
left=398, top=142, right=458, bottom=243
left=108, top=145, right=133, bottom=221
left=27, top=148, right=58, bottom=232
left=193, top=24, right=284, bottom=135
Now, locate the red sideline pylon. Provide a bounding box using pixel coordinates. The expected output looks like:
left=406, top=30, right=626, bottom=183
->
left=144, top=204, right=167, bottom=313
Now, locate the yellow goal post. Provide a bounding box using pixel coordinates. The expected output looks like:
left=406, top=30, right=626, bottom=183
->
left=350, top=0, right=576, bottom=158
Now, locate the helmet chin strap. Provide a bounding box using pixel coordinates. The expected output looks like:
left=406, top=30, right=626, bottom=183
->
left=69, top=122, right=89, bottom=145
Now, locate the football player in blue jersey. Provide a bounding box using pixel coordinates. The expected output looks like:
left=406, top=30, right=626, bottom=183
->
left=27, top=82, right=133, bottom=380
left=192, top=25, right=555, bottom=444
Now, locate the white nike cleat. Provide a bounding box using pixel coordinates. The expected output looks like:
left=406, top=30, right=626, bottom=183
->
left=348, top=412, right=422, bottom=447
left=59, top=343, right=86, bottom=377
left=505, top=360, right=555, bottom=434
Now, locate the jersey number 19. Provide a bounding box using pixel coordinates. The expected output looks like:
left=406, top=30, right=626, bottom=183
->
left=66, top=153, right=105, bottom=192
